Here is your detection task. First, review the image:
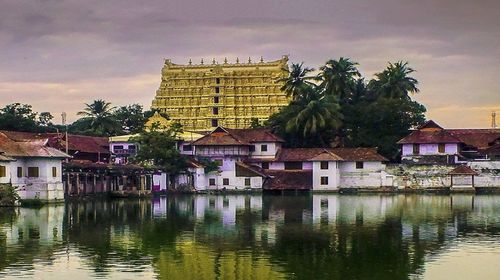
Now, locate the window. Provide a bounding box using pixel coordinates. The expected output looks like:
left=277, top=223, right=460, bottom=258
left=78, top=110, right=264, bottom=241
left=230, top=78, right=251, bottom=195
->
left=17, top=167, right=23, bottom=178
left=320, top=176, right=329, bottom=185
left=261, top=162, right=269, bottom=169
left=215, top=87, right=220, bottom=94
left=0, top=165, right=5, bottom=177
left=223, top=178, right=229, bottom=185
left=113, top=145, right=124, bottom=151
left=216, top=78, right=220, bottom=84
left=284, top=162, right=302, bottom=170
left=261, top=144, right=268, bottom=152
left=356, top=162, right=364, bottom=169
left=52, top=167, right=57, bottom=177
left=413, top=144, right=420, bottom=155
left=245, top=178, right=251, bottom=186
left=212, top=107, right=219, bottom=115
left=209, top=178, right=216, bottom=186
left=27, top=167, right=39, bottom=177
left=320, top=161, right=329, bottom=169
left=249, top=145, right=256, bottom=152
left=438, top=143, right=445, bottom=153
left=128, top=145, right=136, bottom=150
left=214, top=96, right=219, bottom=103
left=182, top=145, right=193, bottom=151
left=211, top=119, right=218, bottom=127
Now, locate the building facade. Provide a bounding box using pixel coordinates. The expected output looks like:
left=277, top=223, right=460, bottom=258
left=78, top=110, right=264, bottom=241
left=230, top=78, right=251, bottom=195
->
left=151, top=56, right=291, bottom=132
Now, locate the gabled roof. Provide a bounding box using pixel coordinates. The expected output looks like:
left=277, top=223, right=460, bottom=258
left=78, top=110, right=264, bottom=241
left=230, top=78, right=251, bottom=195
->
left=192, top=126, right=284, bottom=146
left=263, top=170, right=312, bottom=190
left=447, top=129, right=500, bottom=150
left=275, top=147, right=387, bottom=162
left=192, top=127, right=250, bottom=146
left=397, top=130, right=461, bottom=144
left=448, top=165, right=478, bottom=175
left=0, top=130, right=109, bottom=154
left=418, top=120, right=443, bottom=130
left=0, top=132, right=69, bottom=158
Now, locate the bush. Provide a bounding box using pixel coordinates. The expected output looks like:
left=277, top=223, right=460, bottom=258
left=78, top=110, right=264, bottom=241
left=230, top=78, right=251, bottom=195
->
left=0, top=183, right=20, bottom=207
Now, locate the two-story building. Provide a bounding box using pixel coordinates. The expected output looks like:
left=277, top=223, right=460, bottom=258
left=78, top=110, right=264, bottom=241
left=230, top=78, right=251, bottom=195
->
left=188, top=127, right=389, bottom=192
left=398, top=120, right=500, bottom=164
left=0, top=131, right=69, bottom=201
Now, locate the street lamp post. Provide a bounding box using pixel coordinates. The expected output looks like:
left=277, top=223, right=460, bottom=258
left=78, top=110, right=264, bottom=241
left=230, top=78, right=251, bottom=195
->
left=62, top=112, right=69, bottom=162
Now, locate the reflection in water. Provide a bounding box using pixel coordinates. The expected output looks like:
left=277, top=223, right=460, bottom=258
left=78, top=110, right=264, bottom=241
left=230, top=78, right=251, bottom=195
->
left=0, top=194, right=500, bottom=279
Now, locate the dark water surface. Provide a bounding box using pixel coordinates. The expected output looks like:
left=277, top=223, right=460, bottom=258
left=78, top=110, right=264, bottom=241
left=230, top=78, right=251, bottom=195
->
left=1, top=194, right=500, bottom=280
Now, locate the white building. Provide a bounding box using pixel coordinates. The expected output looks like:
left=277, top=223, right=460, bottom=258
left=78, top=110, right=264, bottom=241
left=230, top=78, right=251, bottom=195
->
left=0, top=131, right=69, bottom=201
left=188, top=127, right=389, bottom=192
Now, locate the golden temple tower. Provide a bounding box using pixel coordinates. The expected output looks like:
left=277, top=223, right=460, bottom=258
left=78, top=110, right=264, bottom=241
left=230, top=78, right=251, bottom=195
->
left=151, top=56, right=290, bottom=132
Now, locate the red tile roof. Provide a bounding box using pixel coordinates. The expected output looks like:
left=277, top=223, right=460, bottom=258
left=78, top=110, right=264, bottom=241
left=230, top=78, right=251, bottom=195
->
left=447, top=129, right=500, bottom=150
left=263, top=170, right=312, bottom=190
left=448, top=165, right=478, bottom=175
left=275, top=148, right=387, bottom=162
left=0, top=130, right=109, bottom=154
left=0, top=132, right=69, bottom=158
left=397, top=130, right=461, bottom=144
left=192, top=127, right=283, bottom=146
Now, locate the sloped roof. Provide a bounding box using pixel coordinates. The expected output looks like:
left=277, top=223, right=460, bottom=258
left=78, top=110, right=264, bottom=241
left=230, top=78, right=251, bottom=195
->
left=0, top=130, right=109, bottom=154
left=275, top=148, right=387, bottom=162
left=0, top=132, right=69, bottom=158
left=417, top=120, right=443, bottom=130
left=192, top=127, right=283, bottom=146
left=235, top=162, right=269, bottom=177
left=330, top=148, right=388, bottom=162
left=0, top=153, right=15, bottom=161
left=447, top=129, right=500, bottom=150
left=263, top=170, right=312, bottom=190
left=448, top=165, right=478, bottom=175
left=397, top=130, right=461, bottom=144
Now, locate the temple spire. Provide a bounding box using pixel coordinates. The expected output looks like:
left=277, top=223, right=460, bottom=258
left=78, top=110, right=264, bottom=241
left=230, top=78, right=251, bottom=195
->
left=260, top=56, right=264, bottom=63
left=236, top=57, right=239, bottom=64
left=188, top=58, right=192, bottom=65
left=248, top=57, right=252, bottom=64
left=200, top=58, right=204, bottom=65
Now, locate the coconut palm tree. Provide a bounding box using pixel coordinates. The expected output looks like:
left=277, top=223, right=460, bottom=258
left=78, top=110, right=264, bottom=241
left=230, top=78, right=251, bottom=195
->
left=368, top=61, right=419, bottom=100
left=278, top=62, right=316, bottom=101
left=285, top=88, right=343, bottom=146
left=318, top=57, right=361, bottom=103
left=77, top=99, right=119, bottom=136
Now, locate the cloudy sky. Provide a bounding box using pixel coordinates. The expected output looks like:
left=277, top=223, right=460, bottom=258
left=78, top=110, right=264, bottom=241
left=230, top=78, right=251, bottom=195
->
left=0, top=0, right=499, bottom=128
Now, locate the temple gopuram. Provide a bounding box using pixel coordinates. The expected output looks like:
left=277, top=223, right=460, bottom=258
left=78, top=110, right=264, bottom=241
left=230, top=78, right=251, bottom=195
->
left=151, top=56, right=291, bottom=132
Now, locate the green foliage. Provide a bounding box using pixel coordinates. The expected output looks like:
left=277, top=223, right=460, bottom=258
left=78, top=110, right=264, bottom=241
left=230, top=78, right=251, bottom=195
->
left=113, top=104, right=148, bottom=134
left=196, top=157, right=220, bottom=173
left=131, top=125, right=188, bottom=179
left=270, top=58, right=426, bottom=160
left=0, top=103, right=57, bottom=132
left=0, top=183, right=19, bottom=206
left=250, top=118, right=263, bottom=128
left=76, top=99, right=121, bottom=136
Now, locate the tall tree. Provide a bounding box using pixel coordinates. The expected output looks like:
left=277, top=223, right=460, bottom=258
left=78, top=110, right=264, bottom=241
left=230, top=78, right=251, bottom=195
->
left=0, top=103, right=55, bottom=132
left=77, top=99, right=121, bottom=136
left=368, top=61, right=419, bottom=100
left=278, top=62, right=316, bottom=101
left=113, top=104, right=147, bottom=134
left=318, top=57, right=361, bottom=102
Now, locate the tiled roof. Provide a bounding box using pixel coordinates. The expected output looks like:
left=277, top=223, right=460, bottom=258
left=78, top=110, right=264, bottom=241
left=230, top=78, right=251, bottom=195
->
left=263, top=170, right=312, bottom=190
left=330, top=148, right=388, bottom=162
left=275, top=148, right=387, bottom=162
left=397, top=130, right=461, bottom=144
left=447, top=129, right=500, bottom=150
left=0, top=130, right=109, bottom=154
left=235, top=162, right=269, bottom=177
left=192, top=127, right=283, bottom=146
left=0, top=132, right=69, bottom=158
left=448, top=165, right=478, bottom=175
left=0, top=153, right=15, bottom=161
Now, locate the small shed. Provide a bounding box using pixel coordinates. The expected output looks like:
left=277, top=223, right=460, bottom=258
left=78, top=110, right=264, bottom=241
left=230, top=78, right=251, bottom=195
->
left=448, top=165, right=478, bottom=190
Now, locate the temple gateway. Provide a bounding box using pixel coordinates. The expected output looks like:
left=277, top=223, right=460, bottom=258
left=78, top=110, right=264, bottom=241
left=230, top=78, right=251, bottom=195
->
left=151, top=56, right=291, bottom=132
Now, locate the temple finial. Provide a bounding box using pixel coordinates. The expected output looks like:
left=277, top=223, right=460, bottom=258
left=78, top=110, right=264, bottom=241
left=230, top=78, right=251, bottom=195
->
left=188, top=58, right=192, bottom=65
left=212, top=58, right=216, bottom=64
left=224, top=57, right=228, bottom=64
left=260, top=56, right=264, bottom=63
left=248, top=57, right=251, bottom=63
left=201, top=58, right=204, bottom=65
left=236, top=57, right=239, bottom=64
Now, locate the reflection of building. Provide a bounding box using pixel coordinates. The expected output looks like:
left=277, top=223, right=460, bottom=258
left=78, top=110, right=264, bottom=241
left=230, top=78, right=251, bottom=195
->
left=151, top=56, right=290, bottom=132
